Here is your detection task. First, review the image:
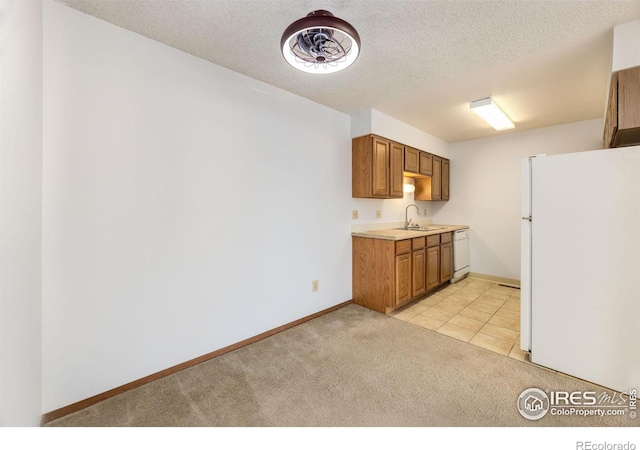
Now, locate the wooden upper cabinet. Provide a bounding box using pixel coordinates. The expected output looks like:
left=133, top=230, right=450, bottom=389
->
left=353, top=134, right=447, bottom=200
left=413, top=156, right=449, bottom=202
left=419, top=152, right=433, bottom=176
left=617, top=65, right=640, bottom=145
left=352, top=135, right=403, bottom=199
left=390, top=142, right=404, bottom=198
left=414, top=156, right=448, bottom=201
left=405, top=148, right=433, bottom=176
left=604, top=72, right=618, bottom=148
left=404, top=146, right=419, bottom=173
left=442, top=159, right=450, bottom=201
left=604, top=65, right=640, bottom=148
left=431, top=156, right=442, bottom=200
left=372, top=137, right=390, bottom=196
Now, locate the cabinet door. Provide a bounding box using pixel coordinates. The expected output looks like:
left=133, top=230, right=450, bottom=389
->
left=426, top=245, right=440, bottom=291
left=442, top=159, right=450, bottom=201
left=607, top=66, right=640, bottom=148
left=440, top=242, right=453, bottom=283
left=431, top=156, right=442, bottom=200
left=372, top=137, right=390, bottom=197
left=604, top=73, right=618, bottom=149
left=419, top=152, right=433, bottom=176
left=395, top=253, right=412, bottom=305
left=404, top=146, right=419, bottom=173
left=412, top=249, right=426, bottom=298
left=390, top=142, right=405, bottom=198
left=618, top=65, right=640, bottom=133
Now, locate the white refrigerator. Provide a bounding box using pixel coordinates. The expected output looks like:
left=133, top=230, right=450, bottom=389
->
left=520, top=146, right=640, bottom=393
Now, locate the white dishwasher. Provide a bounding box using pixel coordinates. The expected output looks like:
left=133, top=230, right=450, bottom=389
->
left=451, top=229, right=470, bottom=283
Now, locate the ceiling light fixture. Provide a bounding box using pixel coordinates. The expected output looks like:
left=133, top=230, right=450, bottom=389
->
left=470, top=97, right=515, bottom=131
left=280, top=10, right=360, bottom=74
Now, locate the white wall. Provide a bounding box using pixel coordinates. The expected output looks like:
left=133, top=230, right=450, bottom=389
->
left=0, top=1, right=43, bottom=426
left=41, top=2, right=352, bottom=413
left=350, top=108, right=450, bottom=158
left=350, top=109, right=450, bottom=228
left=370, top=109, right=451, bottom=160
left=350, top=109, right=372, bottom=140
left=433, top=118, right=604, bottom=281
left=612, top=18, right=640, bottom=71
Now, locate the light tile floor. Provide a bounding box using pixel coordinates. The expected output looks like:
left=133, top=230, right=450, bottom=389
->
left=389, top=277, right=529, bottom=361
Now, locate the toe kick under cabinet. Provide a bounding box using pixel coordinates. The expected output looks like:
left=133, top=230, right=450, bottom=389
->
left=352, top=232, right=453, bottom=314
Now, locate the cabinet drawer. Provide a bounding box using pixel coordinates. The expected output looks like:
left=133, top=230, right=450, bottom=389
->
left=395, top=240, right=412, bottom=255
left=440, top=232, right=452, bottom=244
left=412, top=237, right=425, bottom=250
left=426, top=235, right=440, bottom=248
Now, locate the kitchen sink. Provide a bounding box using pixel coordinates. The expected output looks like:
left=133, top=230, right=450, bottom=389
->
left=392, top=226, right=447, bottom=232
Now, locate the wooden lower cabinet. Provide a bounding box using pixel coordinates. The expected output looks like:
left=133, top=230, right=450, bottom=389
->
left=425, top=245, right=440, bottom=291
left=395, top=253, right=412, bottom=305
left=440, top=241, right=453, bottom=283
left=352, top=233, right=453, bottom=314
left=352, top=237, right=394, bottom=313
left=412, top=248, right=426, bottom=297
left=439, top=232, right=453, bottom=283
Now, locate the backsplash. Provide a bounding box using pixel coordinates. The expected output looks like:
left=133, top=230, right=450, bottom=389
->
left=350, top=176, right=436, bottom=232
left=350, top=218, right=433, bottom=233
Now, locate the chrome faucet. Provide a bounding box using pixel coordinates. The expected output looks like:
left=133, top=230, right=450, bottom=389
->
left=405, top=204, right=420, bottom=229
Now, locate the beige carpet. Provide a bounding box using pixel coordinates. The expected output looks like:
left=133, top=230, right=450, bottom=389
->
left=47, top=304, right=634, bottom=427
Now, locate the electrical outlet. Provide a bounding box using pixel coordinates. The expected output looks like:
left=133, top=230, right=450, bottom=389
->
left=352, top=210, right=358, bottom=220
left=424, top=208, right=427, bottom=215
left=376, top=210, right=382, bottom=219
left=312, top=280, right=319, bottom=292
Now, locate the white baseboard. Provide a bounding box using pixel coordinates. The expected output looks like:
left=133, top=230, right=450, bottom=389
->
left=469, top=272, right=520, bottom=288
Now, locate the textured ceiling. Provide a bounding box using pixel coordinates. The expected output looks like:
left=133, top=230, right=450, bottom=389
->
left=59, top=0, right=640, bottom=142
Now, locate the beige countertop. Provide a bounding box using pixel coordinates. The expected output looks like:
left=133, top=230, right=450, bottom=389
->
left=351, top=225, right=468, bottom=241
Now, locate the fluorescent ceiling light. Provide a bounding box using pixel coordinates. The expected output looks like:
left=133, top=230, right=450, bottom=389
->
left=470, top=98, right=515, bottom=131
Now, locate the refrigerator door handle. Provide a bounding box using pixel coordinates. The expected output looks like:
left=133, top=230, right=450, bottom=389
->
left=521, top=155, right=545, bottom=355
left=520, top=157, right=533, bottom=354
